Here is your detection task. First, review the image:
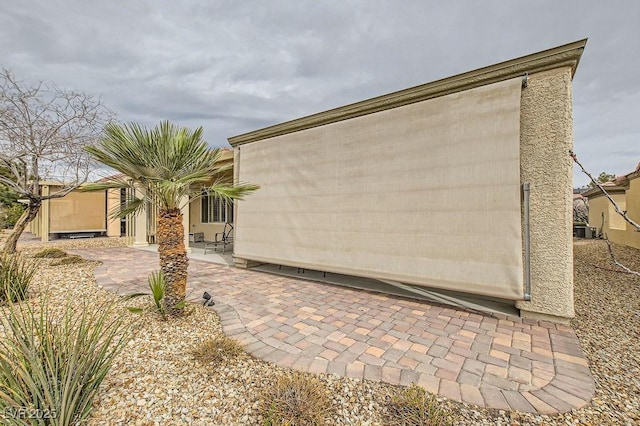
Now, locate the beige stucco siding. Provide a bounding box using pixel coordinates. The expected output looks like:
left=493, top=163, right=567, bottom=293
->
left=230, top=40, right=586, bottom=321
left=588, top=180, right=640, bottom=249
left=106, top=188, right=121, bottom=237
left=516, top=67, right=575, bottom=320
left=626, top=177, right=640, bottom=248
left=189, top=197, right=227, bottom=241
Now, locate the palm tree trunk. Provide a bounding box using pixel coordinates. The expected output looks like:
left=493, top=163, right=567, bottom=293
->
left=157, top=207, right=188, bottom=316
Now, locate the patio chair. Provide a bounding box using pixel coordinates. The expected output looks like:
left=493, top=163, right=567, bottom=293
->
left=204, top=223, right=234, bottom=255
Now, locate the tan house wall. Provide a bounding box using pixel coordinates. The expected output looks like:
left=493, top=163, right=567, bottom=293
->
left=515, top=67, right=575, bottom=322
left=106, top=188, right=122, bottom=237
left=188, top=149, right=235, bottom=241
left=28, top=184, right=113, bottom=241
left=189, top=198, right=227, bottom=241
left=626, top=176, right=640, bottom=249
left=588, top=180, right=640, bottom=250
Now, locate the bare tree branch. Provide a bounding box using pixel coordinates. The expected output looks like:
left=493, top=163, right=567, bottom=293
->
left=590, top=263, right=635, bottom=274
left=0, top=68, right=114, bottom=253
left=570, top=150, right=640, bottom=278
left=603, top=235, right=640, bottom=278
left=570, top=150, right=640, bottom=232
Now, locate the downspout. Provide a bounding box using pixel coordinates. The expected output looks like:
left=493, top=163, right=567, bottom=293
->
left=523, top=182, right=532, bottom=301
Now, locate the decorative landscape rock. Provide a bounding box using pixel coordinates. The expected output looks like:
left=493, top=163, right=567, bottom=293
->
left=14, top=237, right=639, bottom=425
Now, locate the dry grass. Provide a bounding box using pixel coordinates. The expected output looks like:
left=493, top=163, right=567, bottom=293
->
left=259, top=372, right=332, bottom=426
left=383, top=384, right=451, bottom=426
left=190, top=336, right=245, bottom=365
left=50, top=254, right=85, bottom=266
left=32, top=247, right=68, bottom=258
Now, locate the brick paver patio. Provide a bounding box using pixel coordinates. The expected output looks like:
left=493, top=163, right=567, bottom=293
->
left=71, top=246, right=595, bottom=414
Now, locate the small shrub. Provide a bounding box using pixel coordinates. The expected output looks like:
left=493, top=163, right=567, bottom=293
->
left=125, top=270, right=187, bottom=319
left=383, top=384, right=451, bottom=426
left=50, top=254, right=85, bottom=266
left=0, top=252, right=36, bottom=304
left=0, top=296, right=132, bottom=425
left=1, top=204, right=25, bottom=228
left=190, top=336, right=244, bottom=365
left=33, top=248, right=68, bottom=258
left=259, top=372, right=331, bottom=426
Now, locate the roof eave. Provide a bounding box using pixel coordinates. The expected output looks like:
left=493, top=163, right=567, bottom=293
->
left=228, top=38, right=587, bottom=147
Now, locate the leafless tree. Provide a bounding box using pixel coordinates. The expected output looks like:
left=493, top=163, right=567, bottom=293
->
left=573, top=196, right=589, bottom=224
left=0, top=69, right=113, bottom=253
left=570, top=151, right=640, bottom=277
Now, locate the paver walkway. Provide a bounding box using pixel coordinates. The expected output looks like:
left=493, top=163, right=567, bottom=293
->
left=71, top=247, right=595, bottom=414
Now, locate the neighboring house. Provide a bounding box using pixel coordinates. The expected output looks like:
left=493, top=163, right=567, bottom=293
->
left=584, top=162, right=640, bottom=249
left=228, top=39, right=587, bottom=323
left=29, top=182, right=121, bottom=241
left=29, top=149, right=235, bottom=245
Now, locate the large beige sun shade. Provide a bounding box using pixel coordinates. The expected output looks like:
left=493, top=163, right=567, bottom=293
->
left=235, top=77, right=524, bottom=300
left=49, top=190, right=107, bottom=232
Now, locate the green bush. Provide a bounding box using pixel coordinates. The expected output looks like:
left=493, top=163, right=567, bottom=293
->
left=0, top=297, right=132, bottom=426
left=383, top=384, right=451, bottom=426
left=1, top=204, right=25, bottom=229
left=32, top=248, right=67, bottom=259
left=259, top=372, right=331, bottom=426
left=0, top=252, right=36, bottom=304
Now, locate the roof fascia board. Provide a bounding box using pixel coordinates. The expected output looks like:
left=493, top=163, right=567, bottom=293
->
left=229, top=39, right=587, bottom=147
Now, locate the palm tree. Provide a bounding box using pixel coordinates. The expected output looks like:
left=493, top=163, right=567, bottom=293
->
left=84, top=121, right=258, bottom=316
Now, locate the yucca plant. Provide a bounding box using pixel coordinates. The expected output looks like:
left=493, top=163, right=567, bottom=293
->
left=0, top=252, right=36, bottom=304
left=0, top=296, right=132, bottom=425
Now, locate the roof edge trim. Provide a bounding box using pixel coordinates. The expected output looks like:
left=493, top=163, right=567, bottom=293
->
left=229, top=38, right=587, bottom=146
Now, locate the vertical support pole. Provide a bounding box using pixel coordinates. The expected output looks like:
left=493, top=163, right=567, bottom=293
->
left=523, top=183, right=532, bottom=301
left=181, top=195, right=191, bottom=253
left=131, top=187, right=148, bottom=247
left=40, top=185, right=50, bottom=242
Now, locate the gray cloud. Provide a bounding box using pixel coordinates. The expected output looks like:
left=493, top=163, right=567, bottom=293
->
left=1, top=0, right=639, bottom=186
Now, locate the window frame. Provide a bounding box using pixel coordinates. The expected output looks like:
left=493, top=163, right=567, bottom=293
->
left=201, top=190, right=234, bottom=224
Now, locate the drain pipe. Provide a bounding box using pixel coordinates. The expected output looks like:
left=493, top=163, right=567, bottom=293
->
left=523, top=183, right=532, bottom=301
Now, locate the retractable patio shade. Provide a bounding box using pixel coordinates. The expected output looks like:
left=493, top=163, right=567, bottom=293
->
left=235, top=77, right=524, bottom=300
left=49, top=190, right=107, bottom=232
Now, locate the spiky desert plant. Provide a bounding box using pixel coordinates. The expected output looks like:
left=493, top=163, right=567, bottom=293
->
left=0, top=296, right=133, bottom=425
left=0, top=252, right=36, bottom=304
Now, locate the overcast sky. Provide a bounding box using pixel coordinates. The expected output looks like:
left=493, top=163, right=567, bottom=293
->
left=1, top=1, right=638, bottom=187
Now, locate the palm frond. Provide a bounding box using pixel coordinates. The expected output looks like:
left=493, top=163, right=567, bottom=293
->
left=85, top=120, right=258, bottom=215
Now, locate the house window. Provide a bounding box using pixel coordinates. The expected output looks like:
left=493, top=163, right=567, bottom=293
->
left=201, top=191, right=233, bottom=223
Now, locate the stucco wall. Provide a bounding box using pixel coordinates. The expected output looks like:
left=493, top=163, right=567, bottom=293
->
left=189, top=197, right=226, bottom=241
left=588, top=182, right=640, bottom=249
left=106, top=188, right=121, bottom=237
left=516, top=68, right=575, bottom=321
left=624, top=177, right=640, bottom=249
left=230, top=41, right=585, bottom=322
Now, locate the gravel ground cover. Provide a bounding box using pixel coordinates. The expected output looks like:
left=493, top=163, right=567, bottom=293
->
left=11, top=237, right=639, bottom=425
